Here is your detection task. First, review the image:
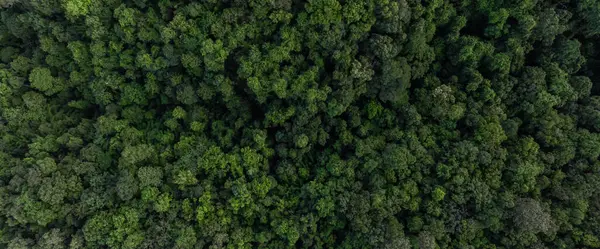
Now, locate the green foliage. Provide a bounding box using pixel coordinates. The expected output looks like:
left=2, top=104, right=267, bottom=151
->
left=1, top=1, right=600, bottom=249
left=432, top=187, right=446, bottom=202
left=62, top=0, right=91, bottom=18
left=29, top=67, right=53, bottom=93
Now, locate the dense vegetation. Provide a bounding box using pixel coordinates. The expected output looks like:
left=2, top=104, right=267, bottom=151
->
left=1, top=0, right=600, bottom=248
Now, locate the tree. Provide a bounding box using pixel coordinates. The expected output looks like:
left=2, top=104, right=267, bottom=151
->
left=29, top=67, right=54, bottom=93
left=2, top=1, right=600, bottom=248
left=513, top=198, right=555, bottom=235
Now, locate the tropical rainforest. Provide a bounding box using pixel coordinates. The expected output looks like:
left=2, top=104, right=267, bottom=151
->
left=0, top=0, right=600, bottom=248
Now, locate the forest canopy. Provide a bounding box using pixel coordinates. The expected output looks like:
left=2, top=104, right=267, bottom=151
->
left=1, top=0, right=600, bottom=248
